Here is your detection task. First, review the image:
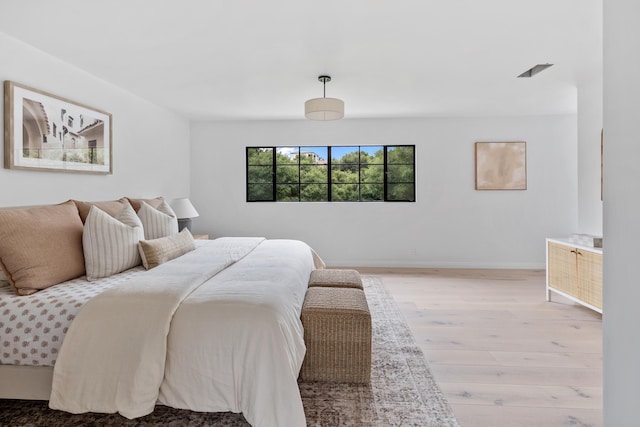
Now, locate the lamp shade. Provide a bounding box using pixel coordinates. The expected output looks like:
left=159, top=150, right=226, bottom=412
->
left=305, top=97, right=344, bottom=121
left=169, top=198, right=199, bottom=219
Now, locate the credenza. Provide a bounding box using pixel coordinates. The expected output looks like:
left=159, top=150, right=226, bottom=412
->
left=546, top=238, right=602, bottom=314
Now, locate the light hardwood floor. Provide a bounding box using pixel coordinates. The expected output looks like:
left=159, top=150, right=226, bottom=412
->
left=355, top=267, right=602, bottom=427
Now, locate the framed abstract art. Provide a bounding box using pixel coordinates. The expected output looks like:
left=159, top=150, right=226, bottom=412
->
left=475, top=141, right=527, bottom=190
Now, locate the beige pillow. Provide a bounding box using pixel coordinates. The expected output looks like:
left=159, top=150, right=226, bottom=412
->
left=137, top=200, right=179, bottom=240
left=72, top=198, right=130, bottom=223
left=138, top=229, right=196, bottom=270
left=0, top=201, right=85, bottom=295
left=126, top=196, right=164, bottom=213
left=83, top=204, right=145, bottom=281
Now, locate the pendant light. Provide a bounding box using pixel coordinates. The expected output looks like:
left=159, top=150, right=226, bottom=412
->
left=305, top=75, right=344, bottom=121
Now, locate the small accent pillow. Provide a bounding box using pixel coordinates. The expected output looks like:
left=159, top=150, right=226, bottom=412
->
left=72, top=198, right=130, bottom=223
left=137, top=200, right=179, bottom=240
left=138, top=228, right=196, bottom=270
left=83, top=204, right=144, bottom=281
left=0, top=200, right=85, bottom=295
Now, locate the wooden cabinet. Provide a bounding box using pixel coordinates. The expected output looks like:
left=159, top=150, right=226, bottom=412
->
left=546, top=238, right=602, bottom=313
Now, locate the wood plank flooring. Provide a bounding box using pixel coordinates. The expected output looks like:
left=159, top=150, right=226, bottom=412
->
left=354, top=267, right=602, bottom=427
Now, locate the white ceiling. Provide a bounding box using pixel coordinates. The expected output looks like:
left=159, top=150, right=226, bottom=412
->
left=0, top=0, right=602, bottom=120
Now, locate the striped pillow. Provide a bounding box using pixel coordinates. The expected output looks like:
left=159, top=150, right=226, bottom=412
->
left=83, top=204, right=144, bottom=281
left=137, top=201, right=179, bottom=240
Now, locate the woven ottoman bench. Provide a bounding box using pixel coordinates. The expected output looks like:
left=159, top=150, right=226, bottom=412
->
left=308, top=268, right=363, bottom=290
left=300, top=286, right=371, bottom=384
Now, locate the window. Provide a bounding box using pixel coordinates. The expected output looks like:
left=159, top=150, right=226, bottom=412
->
left=246, top=145, right=415, bottom=202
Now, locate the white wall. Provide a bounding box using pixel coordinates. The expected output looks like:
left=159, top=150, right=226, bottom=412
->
left=577, top=79, right=604, bottom=235
left=0, top=33, right=191, bottom=207
left=191, top=115, right=577, bottom=268
left=603, top=2, right=640, bottom=425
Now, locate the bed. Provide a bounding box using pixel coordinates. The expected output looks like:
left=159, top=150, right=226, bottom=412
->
left=0, top=198, right=319, bottom=427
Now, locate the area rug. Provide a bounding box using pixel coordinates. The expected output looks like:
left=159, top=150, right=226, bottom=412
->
left=0, top=276, right=459, bottom=427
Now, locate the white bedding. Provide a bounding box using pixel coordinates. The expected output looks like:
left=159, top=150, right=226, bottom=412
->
left=48, top=237, right=314, bottom=427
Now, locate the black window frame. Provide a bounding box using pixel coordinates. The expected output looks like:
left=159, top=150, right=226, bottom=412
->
left=246, top=145, right=415, bottom=202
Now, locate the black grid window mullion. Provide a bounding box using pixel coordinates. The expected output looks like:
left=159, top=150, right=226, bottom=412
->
left=297, top=147, right=302, bottom=201
left=246, top=147, right=277, bottom=202
left=358, top=147, right=362, bottom=202
left=385, top=145, right=415, bottom=202
left=328, top=147, right=333, bottom=202
left=246, top=147, right=249, bottom=201
left=271, top=147, right=277, bottom=201
left=383, top=146, right=388, bottom=201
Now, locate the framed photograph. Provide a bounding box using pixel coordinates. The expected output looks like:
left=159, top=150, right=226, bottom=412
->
left=4, top=81, right=112, bottom=174
left=475, top=141, right=526, bottom=190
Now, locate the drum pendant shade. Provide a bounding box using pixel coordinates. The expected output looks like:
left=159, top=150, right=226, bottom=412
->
left=305, top=97, right=344, bottom=120
left=305, top=75, right=344, bottom=121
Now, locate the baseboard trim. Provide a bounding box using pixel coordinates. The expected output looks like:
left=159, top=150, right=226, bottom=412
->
left=324, top=260, right=545, bottom=270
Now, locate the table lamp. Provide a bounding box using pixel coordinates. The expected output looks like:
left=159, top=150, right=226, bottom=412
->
left=170, top=198, right=199, bottom=232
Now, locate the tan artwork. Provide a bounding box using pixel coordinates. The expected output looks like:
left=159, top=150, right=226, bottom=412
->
left=475, top=141, right=527, bottom=190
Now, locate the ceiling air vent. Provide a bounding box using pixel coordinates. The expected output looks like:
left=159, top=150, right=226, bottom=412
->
left=517, top=63, right=553, bottom=78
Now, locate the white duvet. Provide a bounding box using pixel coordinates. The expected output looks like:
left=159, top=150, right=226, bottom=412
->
left=49, top=237, right=315, bottom=427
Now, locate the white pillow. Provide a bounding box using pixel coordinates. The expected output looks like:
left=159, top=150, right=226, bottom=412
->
left=137, top=200, right=179, bottom=240
left=83, top=204, right=144, bottom=281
